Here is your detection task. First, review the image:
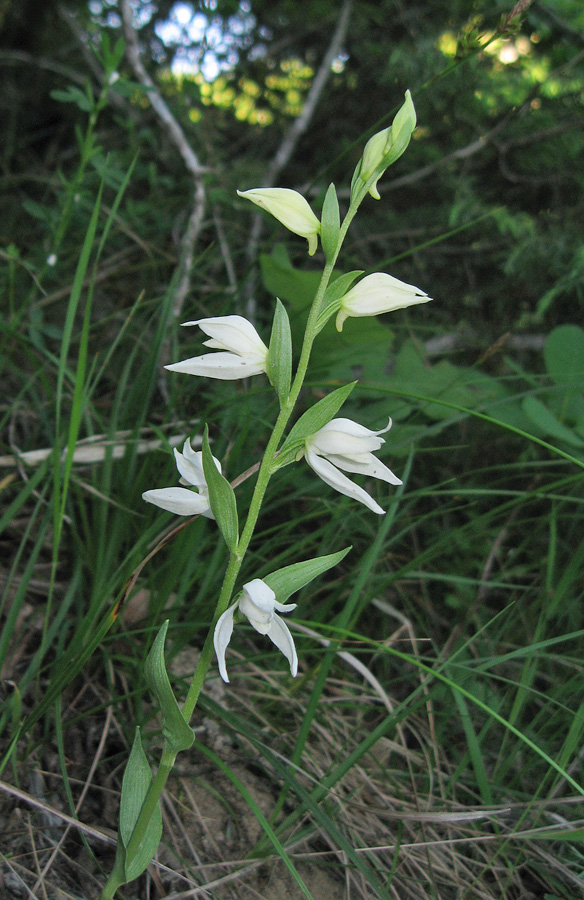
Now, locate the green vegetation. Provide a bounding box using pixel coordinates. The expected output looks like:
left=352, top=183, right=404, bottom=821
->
left=1, top=0, right=584, bottom=897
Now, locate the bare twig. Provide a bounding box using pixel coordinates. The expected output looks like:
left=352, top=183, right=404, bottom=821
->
left=120, top=0, right=207, bottom=329
left=263, top=0, right=352, bottom=188
left=243, top=0, right=352, bottom=317
left=0, top=49, right=86, bottom=86
left=120, top=0, right=205, bottom=182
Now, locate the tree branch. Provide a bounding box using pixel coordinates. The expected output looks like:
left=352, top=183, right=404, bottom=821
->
left=120, top=0, right=207, bottom=328
left=243, top=0, right=352, bottom=317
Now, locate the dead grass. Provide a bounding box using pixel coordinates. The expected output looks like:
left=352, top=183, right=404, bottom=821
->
left=2, top=604, right=581, bottom=900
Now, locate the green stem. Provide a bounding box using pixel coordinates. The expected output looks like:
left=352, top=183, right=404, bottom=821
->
left=181, top=550, right=242, bottom=719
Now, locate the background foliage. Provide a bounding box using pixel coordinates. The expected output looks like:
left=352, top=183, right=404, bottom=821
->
left=1, top=0, right=584, bottom=897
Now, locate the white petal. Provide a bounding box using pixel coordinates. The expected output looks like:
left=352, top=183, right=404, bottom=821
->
left=342, top=272, right=431, bottom=317
left=174, top=445, right=205, bottom=488
left=274, top=600, right=297, bottom=613
left=237, top=188, right=319, bottom=235
left=324, top=452, right=402, bottom=486
left=267, top=615, right=298, bottom=677
left=213, top=602, right=238, bottom=683
left=177, top=440, right=221, bottom=485
left=142, top=487, right=212, bottom=517
left=165, top=352, right=267, bottom=380
left=182, top=316, right=268, bottom=358
left=306, top=448, right=386, bottom=515
left=241, top=579, right=277, bottom=614
left=310, top=417, right=391, bottom=455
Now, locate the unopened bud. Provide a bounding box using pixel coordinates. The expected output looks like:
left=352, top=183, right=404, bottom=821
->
left=359, top=90, right=417, bottom=199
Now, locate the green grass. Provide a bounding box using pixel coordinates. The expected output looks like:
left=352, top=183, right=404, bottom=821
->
left=2, top=101, right=584, bottom=900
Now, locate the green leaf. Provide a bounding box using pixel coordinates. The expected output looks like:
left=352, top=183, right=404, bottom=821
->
left=385, top=339, right=508, bottom=421
left=316, top=269, right=364, bottom=331
left=275, top=382, right=357, bottom=467
left=522, top=396, right=584, bottom=448
left=50, top=86, right=93, bottom=112
left=119, top=728, right=163, bottom=882
left=268, top=299, right=293, bottom=405
left=322, top=270, right=364, bottom=307
left=544, top=325, right=584, bottom=388
left=144, top=621, right=195, bottom=755
left=202, top=425, right=239, bottom=552
left=320, top=183, right=340, bottom=262
left=264, top=547, right=351, bottom=604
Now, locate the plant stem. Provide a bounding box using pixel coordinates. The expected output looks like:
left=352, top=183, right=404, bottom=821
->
left=100, top=191, right=369, bottom=899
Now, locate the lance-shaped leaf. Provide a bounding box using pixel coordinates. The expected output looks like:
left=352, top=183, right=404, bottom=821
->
left=263, top=546, right=351, bottom=604
left=320, top=183, right=340, bottom=262
left=144, top=621, right=195, bottom=755
left=316, top=269, right=364, bottom=331
left=274, top=382, right=357, bottom=468
left=119, top=728, right=163, bottom=882
left=268, top=299, right=292, bottom=405
left=202, top=425, right=239, bottom=552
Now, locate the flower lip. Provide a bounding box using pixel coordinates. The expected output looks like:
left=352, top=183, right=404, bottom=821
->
left=308, top=417, right=392, bottom=455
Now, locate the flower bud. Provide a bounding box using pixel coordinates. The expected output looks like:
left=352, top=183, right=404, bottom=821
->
left=359, top=90, right=417, bottom=199
left=237, top=187, right=321, bottom=255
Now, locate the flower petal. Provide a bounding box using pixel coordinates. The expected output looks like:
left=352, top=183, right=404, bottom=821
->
left=213, top=601, right=238, bottom=683
left=166, top=352, right=267, bottom=380
left=267, top=615, right=298, bottom=677
left=305, top=447, right=386, bottom=515
left=239, top=579, right=277, bottom=633
left=174, top=444, right=205, bottom=488
left=175, top=440, right=221, bottom=489
left=324, top=452, right=402, bottom=486
left=142, top=486, right=212, bottom=517
left=181, top=316, right=268, bottom=359
left=237, top=188, right=320, bottom=255
left=309, top=417, right=391, bottom=455
left=274, top=600, right=297, bottom=613
left=342, top=272, right=430, bottom=313
left=336, top=272, right=431, bottom=331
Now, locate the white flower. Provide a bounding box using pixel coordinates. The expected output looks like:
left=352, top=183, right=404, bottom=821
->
left=165, top=315, right=269, bottom=380
left=142, top=437, right=220, bottom=517
left=237, top=187, right=321, bottom=256
left=301, top=417, right=402, bottom=515
left=214, top=579, right=298, bottom=683
left=336, top=272, right=431, bottom=331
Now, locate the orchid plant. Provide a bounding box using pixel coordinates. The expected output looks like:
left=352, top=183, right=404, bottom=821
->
left=98, top=90, right=431, bottom=898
